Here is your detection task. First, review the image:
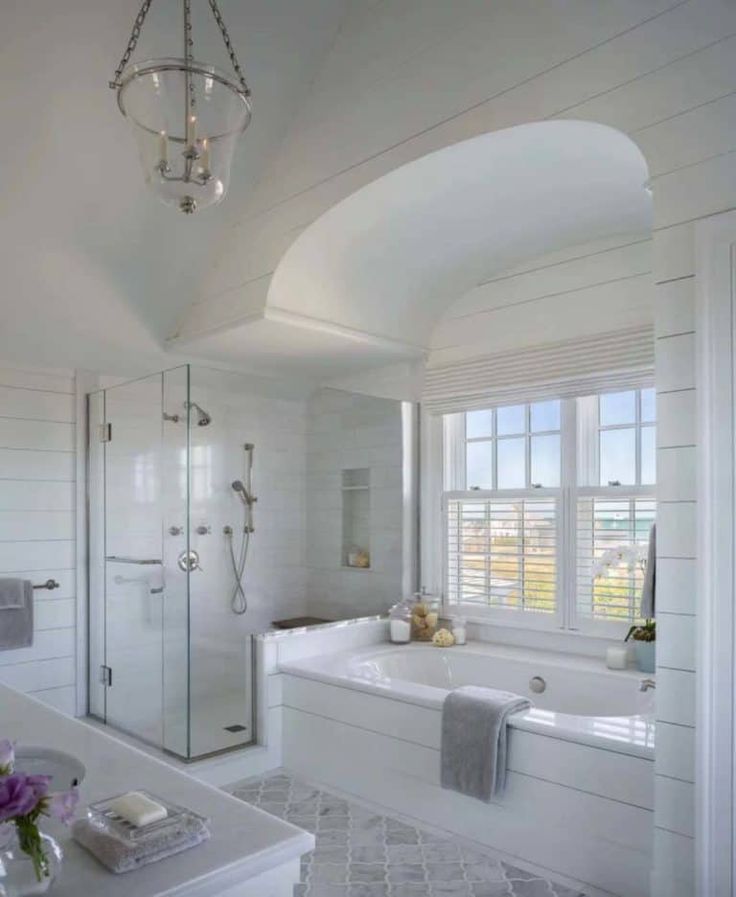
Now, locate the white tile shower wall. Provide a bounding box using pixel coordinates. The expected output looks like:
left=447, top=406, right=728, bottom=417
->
left=0, top=365, right=77, bottom=715
left=185, top=379, right=310, bottom=754
left=304, top=389, right=404, bottom=620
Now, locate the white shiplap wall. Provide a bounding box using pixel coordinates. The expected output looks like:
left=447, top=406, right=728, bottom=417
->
left=0, top=366, right=77, bottom=715
left=175, top=2, right=736, bottom=891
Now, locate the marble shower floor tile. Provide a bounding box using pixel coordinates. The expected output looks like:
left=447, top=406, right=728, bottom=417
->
left=230, top=771, right=586, bottom=897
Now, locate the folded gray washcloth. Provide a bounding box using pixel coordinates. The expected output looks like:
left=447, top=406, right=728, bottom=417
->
left=0, top=579, right=33, bottom=650
left=441, top=685, right=531, bottom=801
left=72, top=813, right=210, bottom=874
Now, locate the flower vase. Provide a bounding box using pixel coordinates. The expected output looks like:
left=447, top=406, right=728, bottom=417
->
left=634, top=641, right=656, bottom=674
left=0, top=826, right=62, bottom=896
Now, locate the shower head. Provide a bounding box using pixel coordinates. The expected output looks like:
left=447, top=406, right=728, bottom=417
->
left=232, top=480, right=252, bottom=505
left=184, top=401, right=212, bottom=427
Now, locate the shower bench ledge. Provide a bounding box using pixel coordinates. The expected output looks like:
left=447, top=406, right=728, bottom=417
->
left=0, top=683, right=313, bottom=897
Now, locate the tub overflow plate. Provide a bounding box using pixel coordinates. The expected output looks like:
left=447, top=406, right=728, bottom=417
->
left=529, top=675, right=546, bottom=694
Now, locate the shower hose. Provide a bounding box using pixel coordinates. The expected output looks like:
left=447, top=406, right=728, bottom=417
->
left=226, top=525, right=250, bottom=615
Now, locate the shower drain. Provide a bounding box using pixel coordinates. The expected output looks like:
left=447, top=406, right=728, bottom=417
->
left=223, top=724, right=248, bottom=733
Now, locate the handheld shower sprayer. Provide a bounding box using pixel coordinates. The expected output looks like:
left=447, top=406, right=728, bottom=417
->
left=226, top=443, right=256, bottom=615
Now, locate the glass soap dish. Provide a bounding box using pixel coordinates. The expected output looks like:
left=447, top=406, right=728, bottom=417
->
left=86, top=792, right=208, bottom=844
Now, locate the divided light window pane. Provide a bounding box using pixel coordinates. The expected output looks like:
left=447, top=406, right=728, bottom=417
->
left=640, top=388, right=656, bottom=423
left=497, top=438, right=525, bottom=488
left=530, top=400, right=560, bottom=432
left=600, top=428, right=636, bottom=485
left=531, top=434, right=560, bottom=487
left=600, top=390, right=636, bottom=426
left=466, top=441, right=493, bottom=489
left=497, top=404, right=525, bottom=435
left=466, top=409, right=493, bottom=439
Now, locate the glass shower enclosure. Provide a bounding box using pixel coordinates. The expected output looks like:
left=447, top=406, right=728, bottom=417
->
left=87, top=365, right=254, bottom=760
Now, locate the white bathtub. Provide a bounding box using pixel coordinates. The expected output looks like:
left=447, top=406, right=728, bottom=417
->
left=279, top=640, right=655, bottom=897
left=281, top=641, right=655, bottom=756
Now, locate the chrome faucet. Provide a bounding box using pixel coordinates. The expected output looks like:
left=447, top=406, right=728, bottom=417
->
left=639, top=678, right=656, bottom=692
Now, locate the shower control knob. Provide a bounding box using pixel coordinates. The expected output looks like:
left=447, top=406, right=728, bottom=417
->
left=168, top=526, right=183, bottom=536
left=195, top=525, right=211, bottom=535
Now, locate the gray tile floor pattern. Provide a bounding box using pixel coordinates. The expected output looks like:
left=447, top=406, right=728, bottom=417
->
left=231, top=771, right=585, bottom=897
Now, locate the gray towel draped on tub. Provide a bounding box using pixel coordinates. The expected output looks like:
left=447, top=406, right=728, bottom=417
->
left=0, top=578, right=33, bottom=650
left=441, top=685, right=531, bottom=801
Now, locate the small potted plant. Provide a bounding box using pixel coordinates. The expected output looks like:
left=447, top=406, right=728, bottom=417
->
left=625, top=619, right=656, bottom=674
left=0, top=739, right=78, bottom=894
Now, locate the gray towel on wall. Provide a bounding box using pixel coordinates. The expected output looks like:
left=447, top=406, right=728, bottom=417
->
left=640, top=523, right=656, bottom=619
left=441, top=685, right=531, bottom=802
left=0, top=579, right=33, bottom=650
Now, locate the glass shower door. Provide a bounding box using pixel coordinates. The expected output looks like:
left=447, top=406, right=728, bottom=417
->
left=102, top=373, right=166, bottom=746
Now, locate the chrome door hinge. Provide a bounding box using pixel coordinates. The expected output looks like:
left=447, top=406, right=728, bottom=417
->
left=99, top=423, right=112, bottom=443
left=100, top=665, right=112, bottom=687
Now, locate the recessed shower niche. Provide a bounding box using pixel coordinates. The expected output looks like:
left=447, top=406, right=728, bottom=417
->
left=342, top=468, right=371, bottom=569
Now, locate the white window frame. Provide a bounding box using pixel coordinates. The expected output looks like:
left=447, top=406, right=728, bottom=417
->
left=436, top=391, right=655, bottom=637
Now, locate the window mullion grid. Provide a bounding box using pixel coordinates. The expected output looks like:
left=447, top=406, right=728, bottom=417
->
left=560, top=398, right=577, bottom=630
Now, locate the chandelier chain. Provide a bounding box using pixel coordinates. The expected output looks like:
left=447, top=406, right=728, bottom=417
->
left=109, top=0, right=155, bottom=89
left=208, top=0, right=251, bottom=97
left=184, top=0, right=196, bottom=110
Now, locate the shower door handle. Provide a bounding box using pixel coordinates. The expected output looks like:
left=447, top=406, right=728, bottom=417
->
left=106, top=556, right=163, bottom=565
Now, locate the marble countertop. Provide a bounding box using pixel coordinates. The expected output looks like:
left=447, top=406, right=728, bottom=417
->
left=0, top=684, right=314, bottom=896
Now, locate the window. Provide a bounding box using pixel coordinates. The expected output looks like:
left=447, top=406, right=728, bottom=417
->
left=443, top=388, right=656, bottom=631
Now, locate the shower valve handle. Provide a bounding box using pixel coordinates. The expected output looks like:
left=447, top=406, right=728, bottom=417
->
left=177, top=549, right=203, bottom=573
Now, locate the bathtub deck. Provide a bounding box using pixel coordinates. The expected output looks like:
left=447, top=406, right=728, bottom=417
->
left=230, top=770, right=586, bottom=897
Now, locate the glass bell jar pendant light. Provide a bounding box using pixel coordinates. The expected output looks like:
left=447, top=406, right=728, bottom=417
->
left=109, top=0, right=252, bottom=214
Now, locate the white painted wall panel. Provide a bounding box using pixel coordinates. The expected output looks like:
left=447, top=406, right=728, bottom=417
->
left=0, top=367, right=78, bottom=711
left=0, top=419, right=74, bottom=452
left=656, top=333, right=695, bottom=392
left=0, top=386, right=74, bottom=422
left=657, top=447, right=696, bottom=501
left=656, top=389, right=695, bottom=448
left=656, top=722, right=695, bottom=783
left=655, top=776, right=695, bottom=837
left=656, top=668, right=696, bottom=727
left=655, top=276, right=695, bottom=338
left=656, top=558, right=696, bottom=615
left=656, top=612, right=696, bottom=672
left=0, top=449, right=74, bottom=482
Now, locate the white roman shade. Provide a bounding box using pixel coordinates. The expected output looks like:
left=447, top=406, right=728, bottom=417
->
left=423, top=326, right=654, bottom=414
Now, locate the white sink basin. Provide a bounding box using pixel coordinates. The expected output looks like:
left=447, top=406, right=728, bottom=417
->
left=15, top=746, right=86, bottom=790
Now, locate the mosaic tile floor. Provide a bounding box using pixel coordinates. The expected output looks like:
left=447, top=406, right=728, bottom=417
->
left=231, top=771, right=586, bottom=897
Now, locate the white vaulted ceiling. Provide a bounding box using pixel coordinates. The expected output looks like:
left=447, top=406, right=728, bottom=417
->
left=169, top=121, right=651, bottom=378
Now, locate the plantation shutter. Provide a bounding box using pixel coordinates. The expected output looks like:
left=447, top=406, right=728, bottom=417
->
left=446, top=496, right=557, bottom=614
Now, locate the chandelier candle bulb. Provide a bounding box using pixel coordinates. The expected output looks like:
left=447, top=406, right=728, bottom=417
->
left=201, top=138, right=210, bottom=171
left=158, top=131, right=168, bottom=165
left=187, top=115, right=197, bottom=147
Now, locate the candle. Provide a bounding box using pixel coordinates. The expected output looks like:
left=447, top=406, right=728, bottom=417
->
left=200, top=137, right=210, bottom=171
left=186, top=114, right=197, bottom=147
left=606, top=645, right=628, bottom=670
left=158, top=130, right=168, bottom=165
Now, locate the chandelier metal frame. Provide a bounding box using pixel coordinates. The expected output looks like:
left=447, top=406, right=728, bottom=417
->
left=109, top=0, right=252, bottom=214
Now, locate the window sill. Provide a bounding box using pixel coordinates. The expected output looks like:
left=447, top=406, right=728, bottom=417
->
left=442, top=611, right=628, bottom=658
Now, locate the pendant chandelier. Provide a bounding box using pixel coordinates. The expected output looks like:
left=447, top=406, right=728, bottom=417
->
left=109, top=0, right=252, bottom=214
